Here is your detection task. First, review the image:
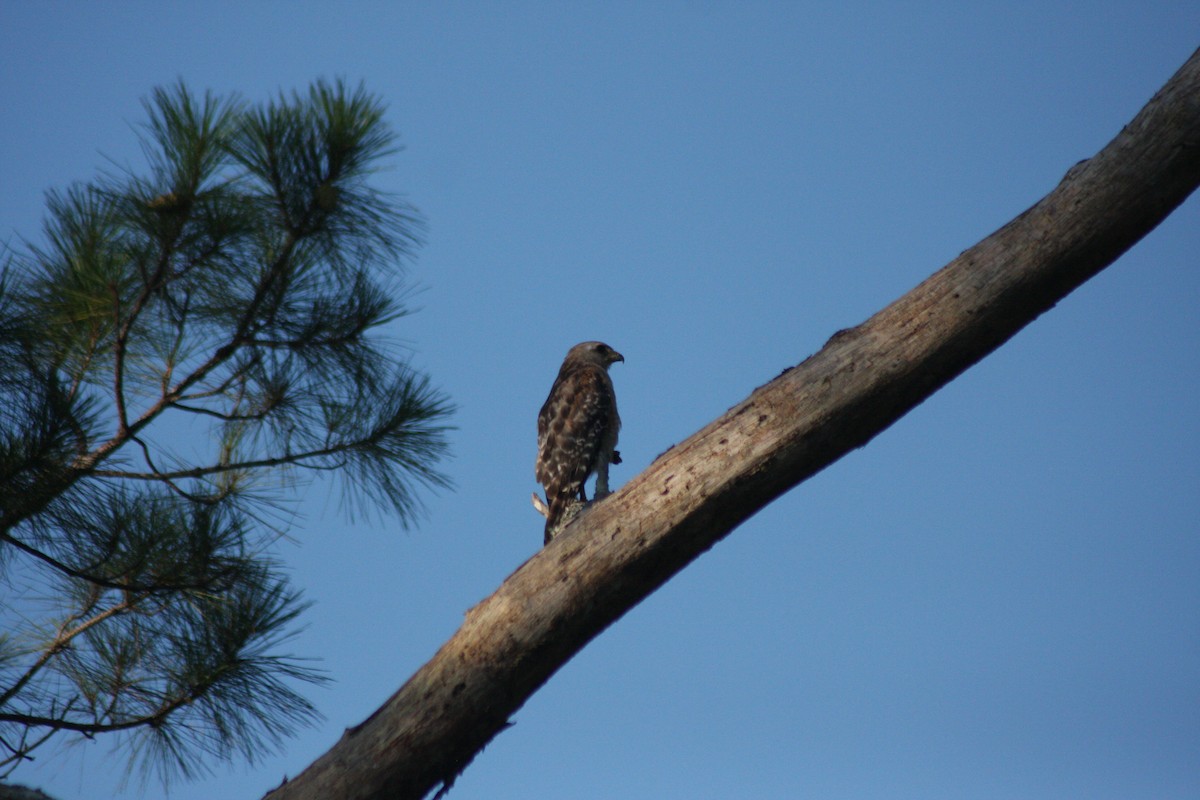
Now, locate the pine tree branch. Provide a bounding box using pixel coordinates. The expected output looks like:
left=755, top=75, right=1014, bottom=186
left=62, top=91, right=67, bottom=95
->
left=1, top=80, right=442, bottom=787
left=159, top=234, right=300, bottom=408
left=0, top=530, right=232, bottom=595
left=165, top=402, right=267, bottom=422
left=263, top=47, right=1200, bottom=800
left=174, top=352, right=262, bottom=405
left=0, top=700, right=185, bottom=737
left=112, top=192, right=192, bottom=436
left=63, top=230, right=300, bottom=480
left=0, top=596, right=130, bottom=709
left=126, top=434, right=237, bottom=505
left=91, top=442, right=350, bottom=481
left=0, top=722, right=60, bottom=776
left=110, top=282, right=131, bottom=435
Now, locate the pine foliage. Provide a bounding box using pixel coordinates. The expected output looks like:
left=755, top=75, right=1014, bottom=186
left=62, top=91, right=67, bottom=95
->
left=0, top=80, right=452, bottom=783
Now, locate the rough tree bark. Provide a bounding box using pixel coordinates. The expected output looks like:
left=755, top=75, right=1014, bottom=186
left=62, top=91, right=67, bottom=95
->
left=265, top=48, right=1200, bottom=800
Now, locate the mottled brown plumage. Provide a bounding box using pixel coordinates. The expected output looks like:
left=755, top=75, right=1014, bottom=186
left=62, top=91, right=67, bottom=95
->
left=535, top=342, right=623, bottom=543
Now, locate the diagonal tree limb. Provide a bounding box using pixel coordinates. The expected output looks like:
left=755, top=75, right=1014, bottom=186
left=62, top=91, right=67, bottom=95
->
left=264, top=48, right=1200, bottom=800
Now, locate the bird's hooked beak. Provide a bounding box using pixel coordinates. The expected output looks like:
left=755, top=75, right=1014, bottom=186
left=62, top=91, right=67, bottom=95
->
left=610, top=349, right=625, bottom=365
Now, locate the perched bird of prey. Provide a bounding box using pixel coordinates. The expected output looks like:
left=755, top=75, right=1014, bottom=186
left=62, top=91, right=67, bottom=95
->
left=536, top=341, right=624, bottom=544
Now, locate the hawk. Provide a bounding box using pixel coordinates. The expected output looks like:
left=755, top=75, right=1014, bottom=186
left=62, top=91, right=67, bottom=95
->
left=536, top=341, right=623, bottom=543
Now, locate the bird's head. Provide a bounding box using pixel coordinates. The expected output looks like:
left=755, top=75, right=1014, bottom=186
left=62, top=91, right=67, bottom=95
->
left=569, top=341, right=624, bottom=369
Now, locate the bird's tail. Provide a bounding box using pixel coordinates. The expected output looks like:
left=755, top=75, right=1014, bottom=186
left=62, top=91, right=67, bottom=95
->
left=544, top=492, right=572, bottom=544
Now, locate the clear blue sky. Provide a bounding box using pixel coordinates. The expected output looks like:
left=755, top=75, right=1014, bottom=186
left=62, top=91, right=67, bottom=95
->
left=2, top=4, right=1197, bottom=799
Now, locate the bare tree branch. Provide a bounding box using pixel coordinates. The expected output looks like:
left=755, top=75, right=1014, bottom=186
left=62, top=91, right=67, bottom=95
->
left=263, top=48, right=1200, bottom=800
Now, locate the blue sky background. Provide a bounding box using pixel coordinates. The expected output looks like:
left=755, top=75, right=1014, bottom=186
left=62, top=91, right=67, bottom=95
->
left=2, top=4, right=1198, bottom=799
